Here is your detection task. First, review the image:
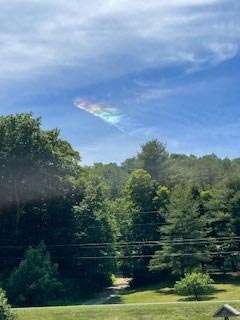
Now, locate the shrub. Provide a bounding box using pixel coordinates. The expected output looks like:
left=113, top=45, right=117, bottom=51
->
left=7, top=242, right=63, bottom=306
left=0, top=288, right=15, bottom=320
left=175, top=272, right=214, bottom=300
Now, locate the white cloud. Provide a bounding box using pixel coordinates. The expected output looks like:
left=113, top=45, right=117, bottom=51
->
left=0, top=0, right=239, bottom=85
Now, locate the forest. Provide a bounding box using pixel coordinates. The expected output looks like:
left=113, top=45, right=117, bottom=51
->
left=1, top=113, right=240, bottom=307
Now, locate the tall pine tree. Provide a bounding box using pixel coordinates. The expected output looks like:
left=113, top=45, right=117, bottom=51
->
left=150, top=186, right=210, bottom=276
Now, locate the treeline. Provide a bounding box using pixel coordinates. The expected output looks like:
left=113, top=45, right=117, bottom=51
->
left=0, top=113, right=240, bottom=306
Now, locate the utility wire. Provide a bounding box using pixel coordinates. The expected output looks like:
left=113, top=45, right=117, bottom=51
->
left=48, top=237, right=240, bottom=248
left=87, top=221, right=168, bottom=229
left=75, top=251, right=240, bottom=260
left=0, top=236, right=239, bottom=249
left=48, top=236, right=240, bottom=247
left=1, top=250, right=239, bottom=262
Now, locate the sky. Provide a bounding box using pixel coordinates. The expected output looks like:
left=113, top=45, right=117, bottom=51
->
left=0, top=0, right=240, bottom=164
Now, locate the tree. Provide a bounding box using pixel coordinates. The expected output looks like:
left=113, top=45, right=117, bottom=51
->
left=86, top=163, right=128, bottom=199
left=122, top=170, right=166, bottom=285
left=0, top=113, right=79, bottom=221
left=0, top=113, right=81, bottom=273
left=0, top=289, right=15, bottom=320
left=169, top=153, right=195, bottom=186
left=150, top=186, right=210, bottom=276
left=137, top=140, right=169, bottom=183
left=7, top=243, right=63, bottom=306
left=194, top=154, right=222, bottom=187
left=220, top=177, right=240, bottom=271
left=228, top=190, right=240, bottom=237
left=72, top=177, right=117, bottom=291
left=124, top=169, right=155, bottom=212
left=201, top=188, right=234, bottom=272
left=153, top=186, right=170, bottom=215
left=175, top=272, right=214, bottom=300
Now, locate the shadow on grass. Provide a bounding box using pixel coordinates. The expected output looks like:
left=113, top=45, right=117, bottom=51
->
left=212, top=273, right=240, bottom=286
left=103, top=295, right=124, bottom=304
left=126, top=281, right=176, bottom=295
left=155, top=285, right=226, bottom=301
left=178, top=295, right=217, bottom=302
left=104, top=274, right=239, bottom=305
left=155, top=288, right=175, bottom=295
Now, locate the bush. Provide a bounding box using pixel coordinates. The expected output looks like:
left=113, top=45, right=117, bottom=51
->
left=7, top=242, right=63, bottom=306
left=175, top=272, right=214, bottom=300
left=0, top=288, right=15, bottom=320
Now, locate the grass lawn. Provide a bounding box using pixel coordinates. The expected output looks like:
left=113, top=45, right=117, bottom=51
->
left=14, top=274, right=240, bottom=320
left=15, top=301, right=240, bottom=320
left=107, top=274, right=240, bottom=304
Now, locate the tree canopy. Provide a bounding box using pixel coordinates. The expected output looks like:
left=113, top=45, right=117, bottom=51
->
left=175, top=272, right=214, bottom=300
left=0, top=113, right=240, bottom=305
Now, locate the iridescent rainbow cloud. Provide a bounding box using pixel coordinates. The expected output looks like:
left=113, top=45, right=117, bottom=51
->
left=74, top=99, right=122, bottom=126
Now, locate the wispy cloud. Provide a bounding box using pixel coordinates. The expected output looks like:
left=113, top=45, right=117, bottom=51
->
left=0, top=0, right=239, bottom=86
left=136, top=81, right=208, bottom=101
left=74, top=99, right=122, bottom=126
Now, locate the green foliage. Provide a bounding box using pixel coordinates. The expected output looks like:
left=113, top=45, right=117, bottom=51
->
left=124, top=169, right=154, bottom=210
left=1, top=113, right=240, bottom=305
left=0, top=113, right=81, bottom=274
left=7, top=243, right=63, bottom=306
left=175, top=272, right=214, bottom=300
left=199, top=187, right=238, bottom=272
left=0, top=289, right=15, bottom=320
left=153, top=186, right=170, bottom=215
left=86, top=163, right=128, bottom=198
left=72, top=177, right=117, bottom=291
left=122, top=140, right=169, bottom=183
left=0, top=113, right=79, bottom=212
left=138, top=140, right=169, bottom=183
left=122, top=170, right=166, bottom=284
left=193, top=154, right=222, bottom=187
left=150, top=186, right=210, bottom=276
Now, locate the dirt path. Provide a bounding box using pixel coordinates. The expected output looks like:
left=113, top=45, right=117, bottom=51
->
left=83, top=277, right=130, bottom=305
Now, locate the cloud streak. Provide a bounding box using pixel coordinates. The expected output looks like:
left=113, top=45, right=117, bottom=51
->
left=74, top=99, right=122, bottom=126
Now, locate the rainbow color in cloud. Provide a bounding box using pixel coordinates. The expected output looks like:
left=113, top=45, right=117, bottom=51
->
left=74, top=99, right=122, bottom=125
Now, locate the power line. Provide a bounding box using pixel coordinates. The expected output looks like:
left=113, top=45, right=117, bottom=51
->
left=0, top=250, right=239, bottom=262
left=107, top=210, right=164, bottom=215
left=49, top=236, right=240, bottom=247
left=63, top=250, right=240, bottom=260
left=0, top=236, right=239, bottom=249
left=48, top=237, right=240, bottom=248
left=0, top=220, right=169, bottom=236
left=87, top=221, right=168, bottom=229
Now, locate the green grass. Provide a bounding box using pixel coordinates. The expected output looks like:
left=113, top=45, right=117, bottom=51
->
left=15, top=302, right=240, bottom=320
left=107, top=275, right=240, bottom=304
left=14, top=275, right=240, bottom=320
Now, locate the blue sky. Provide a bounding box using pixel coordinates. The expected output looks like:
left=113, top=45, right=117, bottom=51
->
left=1, top=0, right=240, bottom=164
